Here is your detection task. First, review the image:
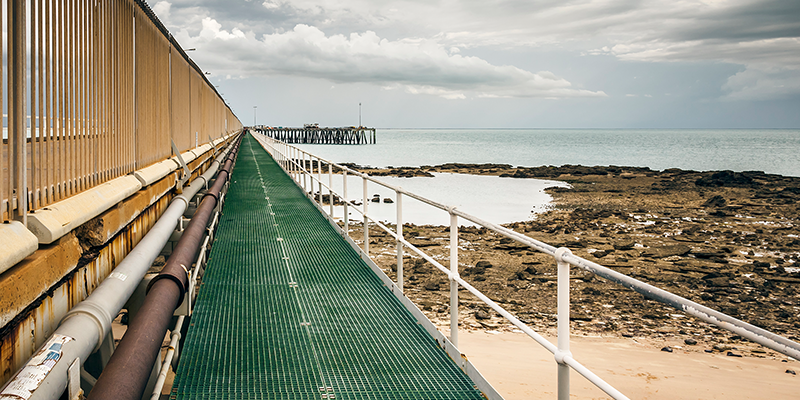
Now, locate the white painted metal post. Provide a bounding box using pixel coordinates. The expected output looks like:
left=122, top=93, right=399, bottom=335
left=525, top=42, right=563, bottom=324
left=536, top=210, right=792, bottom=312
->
left=318, top=159, right=323, bottom=205
left=363, top=176, right=369, bottom=255
left=328, top=163, right=334, bottom=217
left=343, top=170, right=349, bottom=232
left=449, top=211, right=459, bottom=347
left=396, top=192, right=403, bottom=292
left=302, top=152, right=308, bottom=192
left=555, top=248, right=572, bottom=400
left=10, top=0, right=27, bottom=225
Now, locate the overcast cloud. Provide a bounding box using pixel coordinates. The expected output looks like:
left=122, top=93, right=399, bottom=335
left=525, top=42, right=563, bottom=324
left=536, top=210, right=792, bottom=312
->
left=151, top=0, right=800, bottom=127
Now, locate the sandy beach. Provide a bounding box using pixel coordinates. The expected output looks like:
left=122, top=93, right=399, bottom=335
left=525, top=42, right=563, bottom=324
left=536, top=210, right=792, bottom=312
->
left=455, top=330, right=798, bottom=399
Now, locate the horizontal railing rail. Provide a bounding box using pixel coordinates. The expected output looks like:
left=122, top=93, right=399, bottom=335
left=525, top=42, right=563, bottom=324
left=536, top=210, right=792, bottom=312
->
left=252, top=130, right=800, bottom=400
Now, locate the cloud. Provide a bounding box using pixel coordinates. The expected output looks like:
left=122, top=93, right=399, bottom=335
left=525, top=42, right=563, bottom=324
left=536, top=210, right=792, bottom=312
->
left=152, top=1, right=171, bottom=22
left=161, top=0, right=800, bottom=102
left=177, top=22, right=606, bottom=99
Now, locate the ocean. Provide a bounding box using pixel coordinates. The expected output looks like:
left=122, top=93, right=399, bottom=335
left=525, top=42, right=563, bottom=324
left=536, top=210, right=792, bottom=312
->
left=297, top=128, right=800, bottom=177
left=295, top=128, right=800, bottom=225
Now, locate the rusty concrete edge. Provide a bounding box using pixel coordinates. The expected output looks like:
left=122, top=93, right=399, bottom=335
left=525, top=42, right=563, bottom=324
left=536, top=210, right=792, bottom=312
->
left=0, top=136, right=234, bottom=333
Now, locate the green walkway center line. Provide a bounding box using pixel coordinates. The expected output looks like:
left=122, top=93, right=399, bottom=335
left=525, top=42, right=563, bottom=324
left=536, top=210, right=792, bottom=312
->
left=170, top=133, right=485, bottom=400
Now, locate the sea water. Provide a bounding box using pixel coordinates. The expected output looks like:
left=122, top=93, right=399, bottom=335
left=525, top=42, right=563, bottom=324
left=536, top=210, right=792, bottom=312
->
left=298, top=129, right=800, bottom=177
left=296, top=128, right=800, bottom=225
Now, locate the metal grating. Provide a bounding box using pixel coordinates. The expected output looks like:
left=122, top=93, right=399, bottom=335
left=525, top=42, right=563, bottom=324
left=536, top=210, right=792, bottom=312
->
left=170, top=133, right=484, bottom=399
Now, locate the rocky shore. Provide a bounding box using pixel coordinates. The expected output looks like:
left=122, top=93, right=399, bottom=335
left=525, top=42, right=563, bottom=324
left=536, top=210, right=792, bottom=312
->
left=345, top=163, right=800, bottom=359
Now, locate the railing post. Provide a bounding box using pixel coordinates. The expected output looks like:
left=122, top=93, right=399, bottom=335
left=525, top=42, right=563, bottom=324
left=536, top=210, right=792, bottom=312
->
left=396, top=191, right=403, bottom=292
left=10, top=0, right=27, bottom=224
left=362, top=176, right=369, bottom=255
left=555, top=247, right=573, bottom=400
left=302, top=152, right=307, bottom=192
left=449, top=210, right=459, bottom=347
left=317, top=158, right=322, bottom=205
left=343, top=170, right=349, bottom=232
left=328, top=163, right=333, bottom=217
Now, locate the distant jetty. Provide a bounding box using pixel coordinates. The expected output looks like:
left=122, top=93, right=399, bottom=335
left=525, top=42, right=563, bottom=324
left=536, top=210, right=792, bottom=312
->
left=252, top=124, right=376, bottom=144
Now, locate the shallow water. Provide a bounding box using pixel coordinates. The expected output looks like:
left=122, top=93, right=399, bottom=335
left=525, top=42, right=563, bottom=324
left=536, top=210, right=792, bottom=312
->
left=313, top=172, right=569, bottom=226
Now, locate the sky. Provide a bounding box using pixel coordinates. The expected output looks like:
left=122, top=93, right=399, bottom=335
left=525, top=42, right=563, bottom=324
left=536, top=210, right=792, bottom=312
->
left=151, top=0, right=800, bottom=128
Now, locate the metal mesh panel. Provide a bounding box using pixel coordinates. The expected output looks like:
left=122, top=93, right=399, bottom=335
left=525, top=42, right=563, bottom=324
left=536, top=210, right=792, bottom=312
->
left=170, top=133, right=484, bottom=399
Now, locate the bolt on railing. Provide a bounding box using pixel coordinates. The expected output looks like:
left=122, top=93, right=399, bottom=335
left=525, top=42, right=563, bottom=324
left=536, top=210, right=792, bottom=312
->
left=252, top=131, right=800, bottom=400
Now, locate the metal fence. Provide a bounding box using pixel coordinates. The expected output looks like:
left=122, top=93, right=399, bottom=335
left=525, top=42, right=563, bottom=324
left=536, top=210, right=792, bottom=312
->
left=1, top=0, right=241, bottom=223
left=253, top=131, right=800, bottom=400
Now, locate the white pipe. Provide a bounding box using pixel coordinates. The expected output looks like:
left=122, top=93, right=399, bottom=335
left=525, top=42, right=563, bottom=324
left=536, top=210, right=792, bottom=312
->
left=149, top=315, right=185, bottom=400
left=396, top=192, right=403, bottom=293
left=343, top=170, right=349, bottom=232
left=328, top=163, right=333, bottom=217
left=556, top=248, right=571, bottom=400
left=449, top=211, right=459, bottom=347
left=363, top=176, right=369, bottom=255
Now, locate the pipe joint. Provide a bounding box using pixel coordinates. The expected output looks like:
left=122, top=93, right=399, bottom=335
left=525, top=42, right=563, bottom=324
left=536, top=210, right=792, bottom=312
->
left=147, top=265, right=188, bottom=302
left=554, top=350, right=572, bottom=366
left=62, top=301, right=114, bottom=352
left=173, top=195, right=190, bottom=209
left=201, top=191, right=220, bottom=205
left=555, top=247, right=572, bottom=264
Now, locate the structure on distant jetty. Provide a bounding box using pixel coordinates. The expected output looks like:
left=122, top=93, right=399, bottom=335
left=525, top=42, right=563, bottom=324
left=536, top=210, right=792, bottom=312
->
left=252, top=124, right=376, bottom=144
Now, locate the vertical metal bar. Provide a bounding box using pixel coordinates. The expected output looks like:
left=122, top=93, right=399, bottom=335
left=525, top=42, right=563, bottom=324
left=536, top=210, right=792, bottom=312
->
left=317, top=158, right=322, bottom=205
left=44, top=0, right=51, bottom=204
left=396, top=192, right=403, bottom=292
left=31, top=0, right=39, bottom=210
left=328, top=163, right=333, bottom=217
left=449, top=211, right=458, bottom=347
left=362, top=175, right=368, bottom=255
left=10, top=0, right=28, bottom=224
left=66, top=0, right=74, bottom=192
left=302, top=152, right=307, bottom=192
left=556, top=248, right=572, bottom=400
left=343, top=169, right=348, bottom=232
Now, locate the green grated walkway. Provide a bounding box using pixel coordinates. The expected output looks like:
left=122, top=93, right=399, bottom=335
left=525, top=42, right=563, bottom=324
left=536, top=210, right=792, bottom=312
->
left=170, top=133, right=485, bottom=400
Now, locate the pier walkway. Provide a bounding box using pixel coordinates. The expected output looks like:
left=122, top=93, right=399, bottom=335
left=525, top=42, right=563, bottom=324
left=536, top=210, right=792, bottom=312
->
left=169, top=133, right=483, bottom=399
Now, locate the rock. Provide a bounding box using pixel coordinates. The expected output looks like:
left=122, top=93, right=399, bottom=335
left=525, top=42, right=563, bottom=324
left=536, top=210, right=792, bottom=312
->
left=641, top=244, right=691, bottom=258
left=753, top=261, right=770, bottom=269
left=475, top=261, right=493, bottom=269
left=726, top=351, right=742, bottom=357
left=703, top=195, right=727, bottom=208
left=423, top=281, right=440, bottom=291
left=613, top=240, right=636, bottom=250
left=409, top=238, right=437, bottom=247
left=656, top=326, right=678, bottom=334
left=706, top=277, right=731, bottom=287
left=661, top=346, right=673, bottom=353
left=570, top=313, right=592, bottom=321
left=592, top=250, right=611, bottom=258
left=695, top=170, right=755, bottom=187
left=786, top=369, right=796, bottom=375
left=475, top=310, right=491, bottom=320
left=713, top=344, right=731, bottom=352
left=684, top=338, right=698, bottom=345
left=383, top=198, right=394, bottom=203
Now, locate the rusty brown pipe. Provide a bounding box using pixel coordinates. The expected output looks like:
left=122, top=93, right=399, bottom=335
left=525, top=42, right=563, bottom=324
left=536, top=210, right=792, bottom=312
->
left=87, top=133, right=243, bottom=400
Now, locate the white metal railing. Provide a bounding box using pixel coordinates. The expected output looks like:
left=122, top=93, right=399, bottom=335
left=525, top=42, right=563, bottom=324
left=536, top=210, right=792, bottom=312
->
left=251, top=131, right=800, bottom=400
